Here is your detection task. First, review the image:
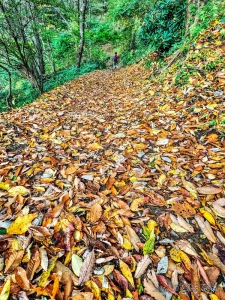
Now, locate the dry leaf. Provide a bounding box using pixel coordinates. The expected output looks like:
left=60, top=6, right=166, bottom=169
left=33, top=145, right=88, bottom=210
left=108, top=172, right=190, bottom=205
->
left=7, top=213, right=38, bottom=235
left=78, top=250, right=95, bottom=286
left=144, top=277, right=166, bottom=300
left=15, top=267, right=30, bottom=290
left=195, top=215, right=217, bottom=243
left=8, top=186, right=29, bottom=196
left=87, top=203, right=102, bottom=223
left=4, top=250, right=24, bottom=273
left=212, top=198, right=225, bottom=217
left=126, top=225, right=141, bottom=252
left=135, top=255, right=152, bottom=278
left=71, top=292, right=94, bottom=300
left=197, top=186, right=222, bottom=194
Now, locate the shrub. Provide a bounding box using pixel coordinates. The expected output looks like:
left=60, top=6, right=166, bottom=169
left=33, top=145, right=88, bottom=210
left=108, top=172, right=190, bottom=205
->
left=137, top=0, right=186, bottom=54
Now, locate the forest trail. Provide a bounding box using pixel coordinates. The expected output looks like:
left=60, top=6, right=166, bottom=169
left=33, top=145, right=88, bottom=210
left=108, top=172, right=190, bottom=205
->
left=0, top=22, right=225, bottom=299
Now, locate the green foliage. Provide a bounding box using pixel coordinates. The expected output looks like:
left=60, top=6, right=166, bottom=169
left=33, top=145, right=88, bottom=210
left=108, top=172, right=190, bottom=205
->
left=138, top=0, right=186, bottom=54
left=189, top=0, right=225, bottom=38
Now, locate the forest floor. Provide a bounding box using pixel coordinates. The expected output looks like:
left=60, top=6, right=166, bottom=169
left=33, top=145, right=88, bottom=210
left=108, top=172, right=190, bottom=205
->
left=0, top=21, right=225, bottom=300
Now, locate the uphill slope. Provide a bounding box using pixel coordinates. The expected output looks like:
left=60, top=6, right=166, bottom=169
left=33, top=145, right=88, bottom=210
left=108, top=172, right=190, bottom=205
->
left=0, top=21, right=225, bottom=299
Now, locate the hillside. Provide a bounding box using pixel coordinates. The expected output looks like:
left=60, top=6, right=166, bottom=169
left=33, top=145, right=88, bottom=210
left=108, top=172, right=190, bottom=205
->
left=0, top=21, right=225, bottom=299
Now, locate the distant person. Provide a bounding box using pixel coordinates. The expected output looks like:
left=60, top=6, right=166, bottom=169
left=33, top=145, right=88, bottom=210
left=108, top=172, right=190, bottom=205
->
left=113, top=52, right=119, bottom=70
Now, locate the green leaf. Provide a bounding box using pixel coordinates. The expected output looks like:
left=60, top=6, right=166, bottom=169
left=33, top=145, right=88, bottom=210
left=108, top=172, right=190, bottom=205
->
left=142, top=225, right=150, bottom=240
left=143, top=230, right=155, bottom=255
left=0, top=228, right=7, bottom=234
left=138, top=283, right=144, bottom=294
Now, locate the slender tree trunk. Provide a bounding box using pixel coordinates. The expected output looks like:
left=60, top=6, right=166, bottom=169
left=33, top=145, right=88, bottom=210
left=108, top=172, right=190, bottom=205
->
left=77, top=0, right=87, bottom=68
left=0, top=64, right=13, bottom=108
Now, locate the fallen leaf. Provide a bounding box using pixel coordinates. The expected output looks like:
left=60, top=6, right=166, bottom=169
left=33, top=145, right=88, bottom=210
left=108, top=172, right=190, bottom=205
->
left=126, top=225, right=141, bottom=252
left=0, top=278, right=10, bottom=300
left=78, top=250, right=95, bottom=286
left=197, top=186, right=222, bottom=194
left=72, top=254, right=83, bottom=277
left=120, top=259, right=134, bottom=287
left=8, top=186, right=29, bottom=196
left=4, top=250, right=24, bottom=273
left=135, top=255, right=152, bottom=278
left=7, top=213, right=38, bottom=235
left=143, top=277, right=166, bottom=300
left=71, top=292, right=94, bottom=300
left=87, top=203, right=102, bottom=223
left=15, top=267, right=30, bottom=290
left=195, top=215, right=217, bottom=243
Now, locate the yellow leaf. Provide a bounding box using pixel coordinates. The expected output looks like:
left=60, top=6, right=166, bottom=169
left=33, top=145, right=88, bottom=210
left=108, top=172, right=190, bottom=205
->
left=85, top=281, right=101, bottom=300
left=158, top=174, right=166, bottom=186
left=39, top=257, right=57, bottom=287
left=87, top=143, right=103, bottom=151
left=130, top=198, right=145, bottom=212
left=103, top=265, right=115, bottom=276
left=129, top=176, right=137, bottom=183
left=147, top=220, right=157, bottom=232
left=8, top=186, right=29, bottom=196
left=54, top=219, right=70, bottom=233
left=0, top=278, right=10, bottom=300
left=7, top=213, right=38, bottom=235
left=107, top=293, right=115, bottom=300
left=179, top=250, right=191, bottom=270
left=170, top=248, right=182, bottom=262
left=134, top=143, right=146, bottom=150
left=126, top=289, right=133, bottom=298
left=122, top=235, right=134, bottom=250
left=34, top=186, right=45, bottom=192
left=170, top=248, right=191, bottom=269
left=0, top=182, right=10, bottom=191
left=209, top=294, right=220, bottom=300
left=200, top=208, right=216, bottom=226
left=119, top=260, right=134, bottom=287
left=149, top=90, right=155, bottom=96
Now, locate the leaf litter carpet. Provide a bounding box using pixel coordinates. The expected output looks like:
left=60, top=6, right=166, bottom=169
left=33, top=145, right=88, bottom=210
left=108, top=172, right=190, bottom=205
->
left=0, top=23, right=225, bottom=300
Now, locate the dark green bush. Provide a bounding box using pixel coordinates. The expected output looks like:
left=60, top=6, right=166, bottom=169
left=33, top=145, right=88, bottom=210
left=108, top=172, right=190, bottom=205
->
left=137, top=0, right=186, bottom=54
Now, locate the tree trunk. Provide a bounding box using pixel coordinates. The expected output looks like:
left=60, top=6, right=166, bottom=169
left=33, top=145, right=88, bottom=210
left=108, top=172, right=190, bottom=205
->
left=0, top=64, right=13, bottom=108
left=77, top=0, right=87, bottom=68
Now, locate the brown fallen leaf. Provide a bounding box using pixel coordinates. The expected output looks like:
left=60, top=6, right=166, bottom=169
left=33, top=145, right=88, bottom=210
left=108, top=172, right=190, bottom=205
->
left=143, top=276, right=166, bottom=300
left=212, top=198, right=225, bottom=217
left=71, top=292, right=94, bottom=300
left=15, top=267, right=30, bottom=290
left=195, top=215, right=217, bottom=243
left=206, top=252, right=225, bottom=274
left=191, top=262, right=201, bottom=300
left=197, top=186, right=222, bottom=194
left=215, top=285, right=225, bottom=299
left=172, top=201, right=196, bottom=218
left=126, top=225, right=141, bottom=252
left=26, top=248, right=40, bottom=280
left=134, top=255, right=152, bottom=278
left=87, top=203, right=102, bottom=223
left=176, top=240, right=199, bottom=257
left=78, top=250, right=95, bottom=286
left=204, top=266, right=220, bottom=286
left=4, top=250, right=25, bottom=273
left=113, top=269, right=128, bottom=292
left=196, top=259, right=211, bottom=288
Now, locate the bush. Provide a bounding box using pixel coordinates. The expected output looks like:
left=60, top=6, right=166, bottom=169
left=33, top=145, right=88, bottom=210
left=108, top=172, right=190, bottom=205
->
left=137, top=0, right=186, bottom=54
